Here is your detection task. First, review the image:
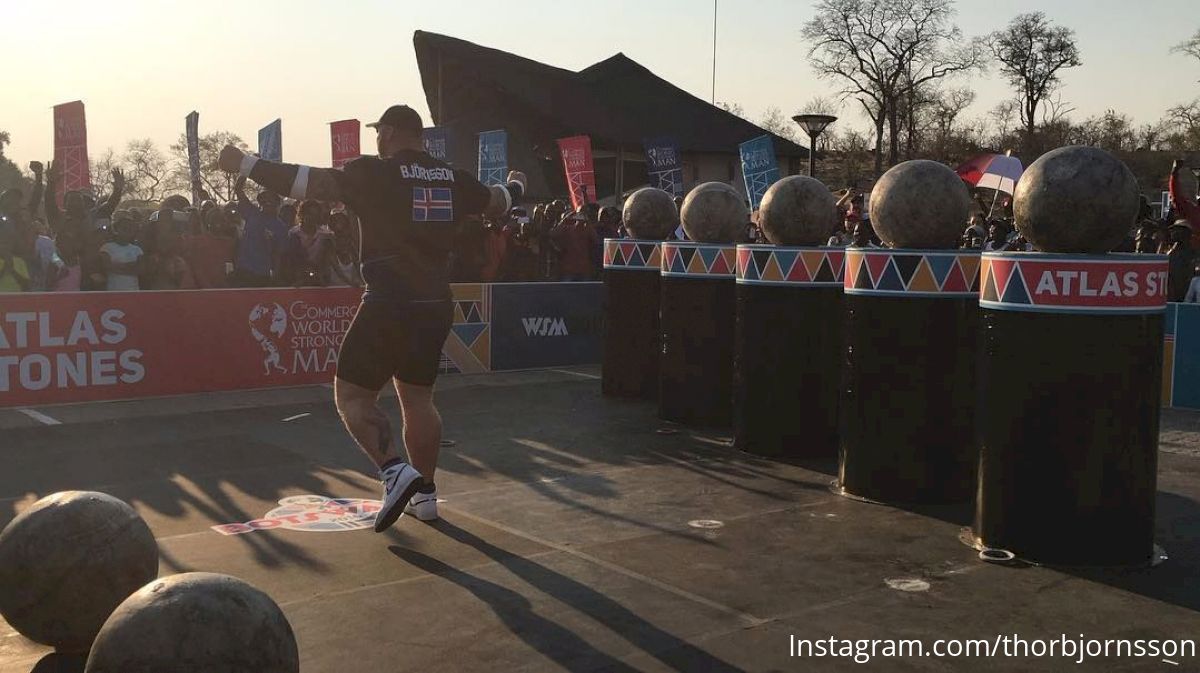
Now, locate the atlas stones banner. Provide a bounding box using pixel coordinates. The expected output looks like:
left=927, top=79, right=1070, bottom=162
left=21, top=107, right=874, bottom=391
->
left=556, top=135, right=597, bottom=211
left=0, top=288, right=361, bottom=407
left=53, top=101, right=90, bottom=207
left=258, top=119, right=283, bottom=162
left=186, top=111, right=203, bottom=205
left=330, top=119, right=360, bottom=169
left=0, top=284, right=607, bottom=408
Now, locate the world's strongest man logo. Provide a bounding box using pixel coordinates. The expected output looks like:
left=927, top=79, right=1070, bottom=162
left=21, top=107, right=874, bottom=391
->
left=211, top=495, right=382, bottom=535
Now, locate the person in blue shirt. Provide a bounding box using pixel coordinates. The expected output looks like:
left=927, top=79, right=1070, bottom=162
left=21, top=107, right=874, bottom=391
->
left=232, top=178, right=288, bottom=287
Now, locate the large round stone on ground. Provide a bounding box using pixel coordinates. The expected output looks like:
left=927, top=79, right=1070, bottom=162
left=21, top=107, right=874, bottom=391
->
left=870, top=160, right=970, bottom=249
left=85, top=573, right=299, bottom=673
left=758, top=175, right=837, bottom=246
left=681, top=182, right=748, bottom=243
left=622, top=187, right=678, bottom=240
left=0, top=491, right=158, bottom=653
left=1014, top=145, right=1140, bottom=253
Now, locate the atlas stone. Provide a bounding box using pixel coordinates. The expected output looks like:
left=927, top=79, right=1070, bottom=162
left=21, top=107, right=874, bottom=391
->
left=85, top=573, right=299, bottom=673
left=758, top=175, right=837, bottom=246
left=1014, top=145, right=1140, bottom=254
left=681, top=182, right=748, bottom=244
left=622, top=187, right=678, bottom=240
left=870, top=160, right=970, bottom=249
left=0, top=491, right=158, bottom=653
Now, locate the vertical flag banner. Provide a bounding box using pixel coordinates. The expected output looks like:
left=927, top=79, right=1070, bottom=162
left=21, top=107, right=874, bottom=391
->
left=52, top=101, right=90, bottom=206
left=185, top=111, right=203, bottom=205
left=330, top=119, right=360, bottom=169
left=258, top=119, right=282, bottom=162
left=477, top=130, right=507, bottom=186
left=423, top=127, right=450, bottom=163
left=643, top=137, right=683, bottom=197
left=556, top=135, right=597, bottom=211
left=739, top=135, right=779, bottom=210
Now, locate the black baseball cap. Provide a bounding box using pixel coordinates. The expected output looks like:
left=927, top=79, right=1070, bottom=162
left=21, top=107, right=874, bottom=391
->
left=366, top=105, right=423, bottom=133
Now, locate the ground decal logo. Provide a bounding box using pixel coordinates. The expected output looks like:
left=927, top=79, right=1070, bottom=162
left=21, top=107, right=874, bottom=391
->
left=210, top=495, right=382, bottom=535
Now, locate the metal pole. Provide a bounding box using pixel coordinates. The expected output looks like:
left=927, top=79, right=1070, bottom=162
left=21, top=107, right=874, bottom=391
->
left=711, top=0, right=717, bottom=105
left=808, top=132, right=817, bottom=177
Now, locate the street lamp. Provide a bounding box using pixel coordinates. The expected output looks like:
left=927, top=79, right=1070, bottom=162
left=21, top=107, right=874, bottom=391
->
left=792, top=113, right=838, bottom=178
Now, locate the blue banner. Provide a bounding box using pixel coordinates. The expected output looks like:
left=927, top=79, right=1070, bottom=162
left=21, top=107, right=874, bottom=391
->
left=423, top=127, right=450, bottom=163
left=258, top=119, right=282, bottom=162
left=490, top=283, right=604, bottom=371
left=643, top=137, right=683, bottom=197
left=477, top=129, right=507, bottom=186
left=739, top=135, right=779, bottom=210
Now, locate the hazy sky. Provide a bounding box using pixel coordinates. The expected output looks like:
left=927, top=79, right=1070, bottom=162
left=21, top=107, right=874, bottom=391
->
left=3, top=0, right=1197, bottom=171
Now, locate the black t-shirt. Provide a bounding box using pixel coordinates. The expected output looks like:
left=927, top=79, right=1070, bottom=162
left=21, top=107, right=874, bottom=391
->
left=336, top=149, right=491, bottom=302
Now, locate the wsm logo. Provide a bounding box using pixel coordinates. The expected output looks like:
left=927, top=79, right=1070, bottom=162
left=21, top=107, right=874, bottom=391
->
left=522, top=317, right=569, bottom=337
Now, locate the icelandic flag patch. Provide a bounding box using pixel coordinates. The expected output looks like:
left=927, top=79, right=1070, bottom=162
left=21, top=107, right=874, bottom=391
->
left=412, top=187, right=453, bottom=222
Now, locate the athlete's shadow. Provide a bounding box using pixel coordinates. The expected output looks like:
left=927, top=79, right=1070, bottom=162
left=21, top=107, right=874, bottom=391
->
left=389, top=519, right=746, bottom=673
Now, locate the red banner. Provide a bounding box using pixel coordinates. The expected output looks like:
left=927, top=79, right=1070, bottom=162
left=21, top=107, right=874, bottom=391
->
left=53, top=101, right=90, bottom=206
left=0, top=288, right=361, bottom=407
left=556, top=135, right=597, bottom=211
left=330, top=119, right=361, bottom=169
left=980, top=253, right=1169, bottom=314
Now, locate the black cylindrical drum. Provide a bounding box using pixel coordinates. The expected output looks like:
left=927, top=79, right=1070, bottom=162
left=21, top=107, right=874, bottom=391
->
left=971, top=252, right=1168, bottom=566
left=659, top=242, right=737, bottom=427
left=602, top=239, right=663, bottom=399
left=734, top=245, right=845, bottom=457
left=838, top=248, right=981, bottom=504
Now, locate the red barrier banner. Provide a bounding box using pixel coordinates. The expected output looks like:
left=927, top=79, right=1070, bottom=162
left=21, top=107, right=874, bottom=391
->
left=980, top=252, right=1169, bottom=314
left=0, top=286, right=506, bottom=407
left=330, top=119, right=361, bottom=169
left=556, top=135, right=597, bottom=211
left=53, top=101, right=90, bottom=206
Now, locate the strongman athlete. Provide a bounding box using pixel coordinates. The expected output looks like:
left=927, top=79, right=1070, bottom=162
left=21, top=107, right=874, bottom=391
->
left=218, top=105, right=524, bottom=532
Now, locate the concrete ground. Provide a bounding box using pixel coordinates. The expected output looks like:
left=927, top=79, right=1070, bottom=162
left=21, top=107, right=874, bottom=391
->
left=2, top=366, right=1200, bottom=672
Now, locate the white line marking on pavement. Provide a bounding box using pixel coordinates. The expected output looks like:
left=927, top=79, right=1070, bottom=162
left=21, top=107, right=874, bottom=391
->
left=282, top=413, right=311, bottom=422
left=549, top=369, right=601, bottom=380
left=443, top=503, right=770, bottom=628
left=17, top=408, right=62, bottom=425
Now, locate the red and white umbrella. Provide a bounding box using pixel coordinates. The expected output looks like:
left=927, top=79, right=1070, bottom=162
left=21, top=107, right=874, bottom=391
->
left=956, top=152, right=1024, bottom=195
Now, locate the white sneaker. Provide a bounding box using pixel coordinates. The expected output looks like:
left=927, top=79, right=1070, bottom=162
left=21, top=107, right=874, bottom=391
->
left=405, top=486, right=439, bottom=521
left=374, top=462, right=423, bottom=533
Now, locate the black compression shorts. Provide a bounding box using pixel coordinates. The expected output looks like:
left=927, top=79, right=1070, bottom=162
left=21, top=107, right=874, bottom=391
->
left=336, top=300, right=454, bottom=389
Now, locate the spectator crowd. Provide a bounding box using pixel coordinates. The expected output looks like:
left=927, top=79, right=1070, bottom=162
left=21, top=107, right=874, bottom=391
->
left=2, top=158, right=1199, bottom=301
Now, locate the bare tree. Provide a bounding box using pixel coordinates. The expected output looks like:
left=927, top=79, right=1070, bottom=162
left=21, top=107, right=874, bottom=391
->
left=169, top=131, right=249, bottom=203
left=802, top=0, right=981, bottom=174
left=991, top=12, right=1082, bottom=138
left=1173, top=28, right=1200, bottom=63
left=121, top=139, right=178, bottom=204
left=88, top=149, right=118, bottom=202
left=1161, top=99, right=1200, bottom=151
left=923, top=86, right=976, bottom=159
left=799, top=96, right=840, bottom=116
left=716, top=101, right=747, bottom=119
left=758, top=107, right=800, bottom=142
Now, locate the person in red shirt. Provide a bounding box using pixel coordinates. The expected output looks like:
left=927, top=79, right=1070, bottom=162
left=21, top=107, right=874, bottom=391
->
left=185, top=207, right=236, bottom=288
left=551, top=209, right=599, bottom=281
left=1171, top=159, right=1200, bottom=248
